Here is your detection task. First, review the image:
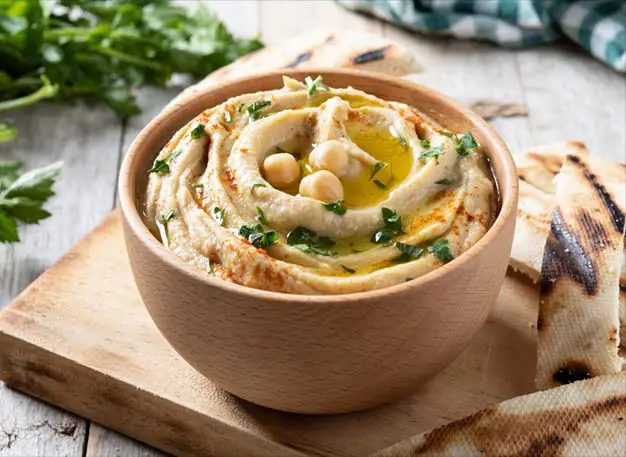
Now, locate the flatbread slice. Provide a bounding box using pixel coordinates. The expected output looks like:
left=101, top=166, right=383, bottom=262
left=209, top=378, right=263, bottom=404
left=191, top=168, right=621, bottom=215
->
left=371, top=372, right=626, bottom=457
left=536, top=153, right=625, bottom=389
left=172, top=30, right=420, bottom=105
left=509, top=142, right=589, bottom=281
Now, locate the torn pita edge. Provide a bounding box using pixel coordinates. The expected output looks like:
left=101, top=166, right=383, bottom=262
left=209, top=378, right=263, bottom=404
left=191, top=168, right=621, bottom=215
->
left=535, top=153, right=625, bottom=390
left=371, top=372, right=626, bottom=457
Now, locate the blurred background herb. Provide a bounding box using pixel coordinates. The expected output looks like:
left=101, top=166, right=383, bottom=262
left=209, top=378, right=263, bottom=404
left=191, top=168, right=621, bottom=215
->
left=0, top=0, right=263, bottom=242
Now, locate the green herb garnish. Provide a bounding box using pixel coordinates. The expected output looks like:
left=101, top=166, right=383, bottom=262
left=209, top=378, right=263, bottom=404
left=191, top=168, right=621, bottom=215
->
left=321, top=200, right=347, bottom=215
left=439, top=130, right=454, bottom=138
left=419, top=146, right=444, bottom=161
left=149, top=149, right=181, bottom=174
left=160, top=209, right=175, bottom=222
left=292, top=244, right=337, bottom=257
left=371, top=208, right=404, bottom=244
left=420, top=139, right=431, bottom=148
left=341, top=265, right=356, bottom=274
left=287, top=225, right=336, bottom=256
left=250, top=183, right=266, bottom=194
left=211, top=206, right=225, bottom=226
left=0, top=161, right=62, bottom=243
left=246, top=99, right=271, bottom=121
left=394, top=242, right=424, bottom=260
left=455, top=131, right=478, bottom=156
left=192, top=183, right=204, bottom=188
left=398, top=138, right=407, bottom=148
left=256, top=206, right=267, bottom=224
left=435, top=178, right=452, bottom=185
left=224, top=111, right=233, bottom=123
left=238, top=224, right=277, bottom=249
left=373, top=179, right=387, bottom=189
left=305, top=75, right=329, bottom=97
left=428, top=239, right=454, bottom=263
left=369, top=162, right=387, bottom=180
left=190, top=124, right=206, bottom=139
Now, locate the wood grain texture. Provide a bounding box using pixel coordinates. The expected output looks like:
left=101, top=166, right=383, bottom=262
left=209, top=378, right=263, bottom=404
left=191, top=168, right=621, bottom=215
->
left=0, top=210, right=539, bottom=457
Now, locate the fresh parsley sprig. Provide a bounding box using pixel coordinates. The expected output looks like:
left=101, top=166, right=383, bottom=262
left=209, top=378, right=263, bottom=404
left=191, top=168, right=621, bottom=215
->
left=371, top=208, right=404, bottom=244
left=0, top=161, right=62, bottom=243
left=238, top=224, right=277, bottom=249
left=322, top=200, right=347, bottom=215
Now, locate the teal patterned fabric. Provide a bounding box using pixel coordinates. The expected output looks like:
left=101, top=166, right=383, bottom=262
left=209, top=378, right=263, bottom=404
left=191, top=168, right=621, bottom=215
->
left=335, top=0, right=626, bottom=72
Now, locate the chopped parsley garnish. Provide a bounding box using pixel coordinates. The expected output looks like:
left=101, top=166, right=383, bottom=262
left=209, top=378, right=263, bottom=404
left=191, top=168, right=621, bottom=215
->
left=160, top=209, right=174, bottom=222
left=341, top=265, right=356, bottom=274
left=394, top=242, right=424, bottom=260
left=371, top=208, right=404, bottom=244
left=224, top=111, right=233, bottom=123
left=192, top=183, right=203, bottom=188
left=455, top=131, right=478, bottom=156
left=373, top=179, right=387, bottom=189
left=190, top=124, right=206, bottom=139
left=238, top=224, right=277, bottom=249
left=428, top=239, right=454, bottom=263
left=237, top=103, right=246, bottom=113
left=149, top=159, right=170, bottom=174
left=246, top=99, right=271, bottom=121
left=322, top=200, right=347, bottom=215
left=439, top=130, right=454, bottom=138
left=435, top=178, right=452, bottom=185
left=398, top=137, right=407, bottom=148
left=369, top=162, right=387, bottom=180
left=256, top=206, right=267, bottom=224
left=250, top=183, right=266, bottom=194
left=420, top=139, right=431, bottom=148
left=419, top=146, right=444, bottom=161
left=211, top=206, right=225, bottom=226
left=287, top=225, right=336, bottom=257
left=305, top=75, right=329, bottom=97
left=148, top=149, right=181, bottom=174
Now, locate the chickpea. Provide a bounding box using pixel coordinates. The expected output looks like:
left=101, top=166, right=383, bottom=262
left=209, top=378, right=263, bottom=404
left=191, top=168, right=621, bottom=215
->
left=299, top=170, right=344, bottom=202
left=263, top=153, right=300, bottom=188
left=309, top=140, right=350, bottom=177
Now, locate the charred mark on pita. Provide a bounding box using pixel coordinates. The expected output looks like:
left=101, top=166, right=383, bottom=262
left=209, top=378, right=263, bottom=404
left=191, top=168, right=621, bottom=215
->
left=568, top=155, right=625, bottom=235
left=353, top=46, right=389, bottom=64
left=577, top=209, right=610, bottom=250
left=285, top=52, right=312, bottom=68
left=540, top=208, right=598, bottom=296
left=552, top=361, right=592, bottom=385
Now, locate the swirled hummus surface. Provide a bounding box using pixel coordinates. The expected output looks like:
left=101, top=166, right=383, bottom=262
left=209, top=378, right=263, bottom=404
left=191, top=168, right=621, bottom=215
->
left=144, top=76, right=496, bottom=294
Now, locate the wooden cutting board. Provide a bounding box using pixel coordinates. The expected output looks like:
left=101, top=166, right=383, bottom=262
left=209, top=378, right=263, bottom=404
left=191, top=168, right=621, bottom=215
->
left=0, top=209, right=539, bottom=457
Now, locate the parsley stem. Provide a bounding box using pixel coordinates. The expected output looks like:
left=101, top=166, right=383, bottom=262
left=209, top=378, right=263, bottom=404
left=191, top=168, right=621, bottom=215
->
left=0, top=122, right=18, bottom=143
left=0, top=76, right=58, bottom=113
left=95, top=46, right=165, bottom=71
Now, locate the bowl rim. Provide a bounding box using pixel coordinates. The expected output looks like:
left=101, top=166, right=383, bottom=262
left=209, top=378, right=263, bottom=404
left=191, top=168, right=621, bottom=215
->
left=119, top=68, right=518, bottom=304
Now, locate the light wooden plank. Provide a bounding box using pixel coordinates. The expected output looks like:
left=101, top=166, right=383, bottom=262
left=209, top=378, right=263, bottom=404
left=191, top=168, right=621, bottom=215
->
left=85, top=426, right=167, bottom=457
left=383, top=25, right=534, bottom=154
left=0, top=384, right=87, bottom=457
left=259, top=0, right=383, bottom=46
left=0, top=100, right=123, bottom=457
left=516, top=46, right=626, bottom=163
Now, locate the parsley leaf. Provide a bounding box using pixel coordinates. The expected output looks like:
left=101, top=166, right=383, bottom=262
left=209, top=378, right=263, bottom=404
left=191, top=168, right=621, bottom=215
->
left=341, top=265, right=356, bottom=274
left=190, top=124, right=207, bottom=139
left=224, top=111, right=233, bottom=124
left=250, top=183, right=266, bottom=194
left=420, top=146, right=444, bottom=161
left=292, top=243, right=337, bottom=257
left=211, top=206, right=225, bottom=226
left=455, top=131, right=478, bottom=156
left=398, top=138, right=407, bottom=148
left=246, top=99, right=271, bottom=121
left=371, top=208, right=404, bottom=244
left=238, top=224, right=277, bottom=249
left=287, top=225, right=336, bottom=256
left=149, top=149, right=181, bottom=175
left=305, top=75, right=329, bottom=97
left=321, top=200, right=347, bottom=215
left=256, top=206, right=267, bottom=224
left=192, top=183, right=204, bottom=188
left=394, top=242, right=424, bottom=260
left=369, top=162, right=387, bottom=180
left=373, top=179, right=387, bottom=189
left=0, top=161, right=62, bottom=243
left=420, top=139, right=431, bottom=148
left=160, top=209, right=174, bottom=222
left=428, top=239, right=454, bottom=263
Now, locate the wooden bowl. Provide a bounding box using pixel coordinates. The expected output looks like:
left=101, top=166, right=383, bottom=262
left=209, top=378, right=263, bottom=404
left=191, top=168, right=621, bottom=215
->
left=118, top=69, right=518, bottom=414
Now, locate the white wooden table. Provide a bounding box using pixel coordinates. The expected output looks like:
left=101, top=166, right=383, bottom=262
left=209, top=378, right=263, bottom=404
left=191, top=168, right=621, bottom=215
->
left=1, top=1, right=624, bottom=455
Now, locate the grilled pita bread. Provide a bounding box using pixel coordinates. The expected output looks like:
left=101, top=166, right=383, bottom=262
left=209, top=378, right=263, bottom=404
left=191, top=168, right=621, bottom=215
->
left=509, top=142, right=589, bottom=281
left=536, top=154, right=625, bottom=389
left=172, top=30, right=420, bottom=105
left=371, top=372, right=626, bottom=457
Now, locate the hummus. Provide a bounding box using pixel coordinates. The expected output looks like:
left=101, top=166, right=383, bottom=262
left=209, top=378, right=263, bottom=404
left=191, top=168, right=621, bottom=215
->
left=144, top=76, right=496, bottom=294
